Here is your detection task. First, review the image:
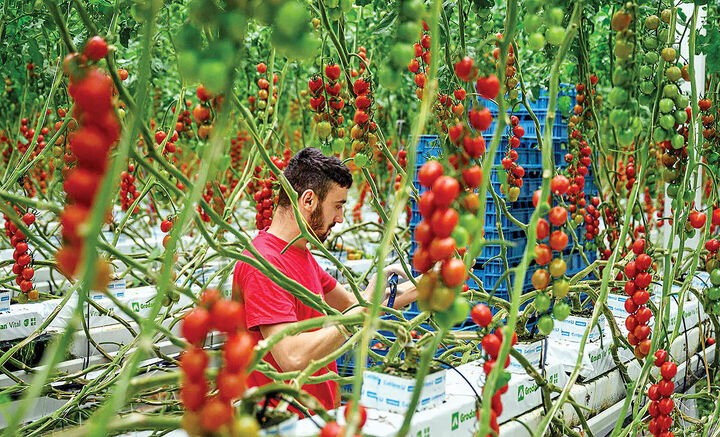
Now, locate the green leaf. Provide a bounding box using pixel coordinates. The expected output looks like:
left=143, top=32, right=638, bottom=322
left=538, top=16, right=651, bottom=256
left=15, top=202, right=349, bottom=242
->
left=120, top=26, right=132, bottom=48
left=497, top=370, right=512, bottom=388
left=27, top=39, right=42, bottom=69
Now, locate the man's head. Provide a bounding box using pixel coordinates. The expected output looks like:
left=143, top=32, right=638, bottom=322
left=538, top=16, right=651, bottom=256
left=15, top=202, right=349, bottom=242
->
left=277, top=148, right=353, bottom=242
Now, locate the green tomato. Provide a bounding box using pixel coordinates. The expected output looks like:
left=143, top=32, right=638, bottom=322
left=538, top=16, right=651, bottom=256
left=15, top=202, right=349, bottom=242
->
left=397, top=22, right=420, bottom=43
left=353, top=153, right=368, bottom=168
left=401, top=0, right=425, bottom=19
left=546, top=7, right=564, bottom=26
left=644, top=52, right=659, bottom=65
left=534, top=292, right=552, bottom=313
left=612, top=67, right=629, bottom=85
left=459, top=213, right=476, bottom=233
left=639, top=65, right=653, bottom=79
left=525, top=15, right=542, bottom=33
left=659, top=98, right=675, bottom=113
left=645, top=15, right=660, bottom=30
left=608, top=87, right=629, bottom=106
left=639, top=81, right=656, bottom=95
left=528, top=32, right=546, bottom=51
left=609, top=109, right=629, bottom=128
left=450, top=296, right=470, bottom=326
left=665, top=66, right=682, bottom=82
left=675, top=95, right=689, bottom=109
left=659, top=114, right=675, bottom=130
left=389, top=43, right=415, bottom=70
left=674, top=109, right=688, bottom=124
left=643, top=36, right=658, bottom=50
left=617, top=129, right=635, bottom=147
left=711, top=269, right=720, bottom=286
left=552, top=301, right=571, bottom=321
left=537, top=315, right=554, bottom=335
left=317, top=121, right=332, bottom=139
left=332, top=138, right=345, bottom=154
left=663, top=83, right=679, bottom=99
left=452, top=226, right=469, bottom=248
left=671, top=133, right=685, bottom=149
left=320, top=143, right=333, bottom=156
left=275, top=2, right=308, bottom=40
left=378, top=66, right=401, bottom=91
left=708, top=287, right=720, bottom=301
left=545, top=26, right=565, bottom=46
left=666, top=183, right=679, bottom=199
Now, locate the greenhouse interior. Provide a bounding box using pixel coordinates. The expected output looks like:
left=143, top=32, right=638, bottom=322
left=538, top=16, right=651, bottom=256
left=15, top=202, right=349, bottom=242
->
left=0, top=0, right=719, bottom=436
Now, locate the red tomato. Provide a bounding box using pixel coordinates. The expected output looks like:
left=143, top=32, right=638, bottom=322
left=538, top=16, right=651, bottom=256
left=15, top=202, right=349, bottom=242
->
left=635, top=253, right=652, bottom=271
left=414, top=220, right=434, bottom=246
left=343, top=402, right=368, bottom=428
left=200, top=398, right=233, bottom=431
left=468, top=107, right=493, bottom=131
left=654, top=349, right=668, bottom=367
left=476, top=74, right=500, bottom=99
left=632, top=289, right=650, bottom=306
left=430, top=208, right=459, bottom=238
left=418, top=161, right=443, bottom=188
left=531, top=269, right=550, bottom=290
left=633, top=324, right=650, bottom=340
left=549, top=230, right=568, bottom=251
left=461, top=166, right=483, bottom=189
left=633, top=238, right=646, bottom=255
left=182, top=308, right=211, bottom=345
left=320, top=422, right=344, bottom=437
left=180, top=346, right=209, bottom=381
left=660, top=361, right=677, bottom=380
left=418, top=191, right=436, bottom=217
left=659, top=398, right=674, bottom=415
left=634, top=271, right=652, bottom=288
left=83, top=36, right=108, bottom=61
left=636, top=306, right=652, bottom=324
left=550, top=175, right=570, bottom=195
left=658, top=379, right=674, bottom=396
left=180, top=379, right=209, bottom=411
left=413, top=248, right=433, bottom=272
left=441, top=258, right=466, bottom=287
left=211, top=299, right=245, bottom=333
left=471, top=304, right=492, bottom=327
left=624, top=261, right=637, bottom=279
left=200, top=288, right=222, bottom=309
left=224, top=331, right=255, bottom=373
left=534, top=244, right=552, bottom=265
left=647, top=384, right=661, bottom=401
left=216, top=369, right=247, bottom=402
left=548, top=206, right=568, bottom=226
left=429, top=237, right=456, bottom=261
left=537, top=218, right=550, bottom=240
left=431, top=176, right=460, bottom=207
left=481, top=334, right=501, bottom=358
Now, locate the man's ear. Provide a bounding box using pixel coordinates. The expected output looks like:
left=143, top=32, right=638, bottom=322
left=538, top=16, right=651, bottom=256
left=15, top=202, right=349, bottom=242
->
left=299, top=189, right=315, bottom=211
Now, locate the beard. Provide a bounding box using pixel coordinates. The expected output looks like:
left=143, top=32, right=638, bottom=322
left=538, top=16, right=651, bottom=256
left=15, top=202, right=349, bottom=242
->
left=309, top=207, right=332, bottom=242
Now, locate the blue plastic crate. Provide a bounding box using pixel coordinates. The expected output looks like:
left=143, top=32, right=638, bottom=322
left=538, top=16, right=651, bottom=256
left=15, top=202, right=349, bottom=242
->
left=477, top=84, right=577, bottom=114
left=414, top=135, right=443, bottom=167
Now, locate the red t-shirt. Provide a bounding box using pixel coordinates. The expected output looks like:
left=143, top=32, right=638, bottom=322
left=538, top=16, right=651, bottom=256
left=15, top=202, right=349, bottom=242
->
left=233, top=230, right=339, bottom=414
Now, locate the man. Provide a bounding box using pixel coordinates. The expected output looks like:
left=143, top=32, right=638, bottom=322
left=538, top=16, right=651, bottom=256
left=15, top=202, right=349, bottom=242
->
left=233, top=147, right=417, bottom=413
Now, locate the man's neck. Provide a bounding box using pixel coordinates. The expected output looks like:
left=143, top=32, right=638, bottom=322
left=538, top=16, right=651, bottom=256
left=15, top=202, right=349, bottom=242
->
left=266, top=208, right=308, bottom=248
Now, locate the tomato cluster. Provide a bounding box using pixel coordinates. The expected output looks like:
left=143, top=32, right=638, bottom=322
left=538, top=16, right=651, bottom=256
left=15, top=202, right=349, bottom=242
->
left=55, top=37, right=118, bottom=283
left=310, top=62, right=345, bottom=147
left=647, top=350, right=676, bottom=437
left=120, top=163, right=139, bottom=213
left=408, top=22, right=431, bottom=100
left=180, top=289, right=257, bottom=435
left=582, top=196, right=601, bottom=248
left=623, top=237, right=654, bottom=359
left=480, top=327, right=515, bottom=436
left=253, top=178, right=275, bottom=230
left=4, top=210, right=37, bottom=301
left=160, top=216, right=175, bottom=248
left=499, top=115, right=526, bottom=202
left=495, top=39, right=518, bottom=101
left=699, top=97, right=718, bottom=165
left=193, top=85, right=217, bottom=141
left=531, top=179, right=571, bottom=334
left=349, top=76, right=377, bottom=168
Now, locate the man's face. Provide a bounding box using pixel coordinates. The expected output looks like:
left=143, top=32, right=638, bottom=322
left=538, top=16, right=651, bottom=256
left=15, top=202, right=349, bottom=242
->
left=308, top=183, right=347, bottom=242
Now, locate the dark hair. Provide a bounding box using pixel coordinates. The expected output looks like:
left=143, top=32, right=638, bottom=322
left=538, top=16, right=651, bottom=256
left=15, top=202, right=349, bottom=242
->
left=277, top=147, right=353, bottom=207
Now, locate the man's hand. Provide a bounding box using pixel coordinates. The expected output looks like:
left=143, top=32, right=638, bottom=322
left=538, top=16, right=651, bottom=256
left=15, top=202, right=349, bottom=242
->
left=363, top=263, right=409, bottom=302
